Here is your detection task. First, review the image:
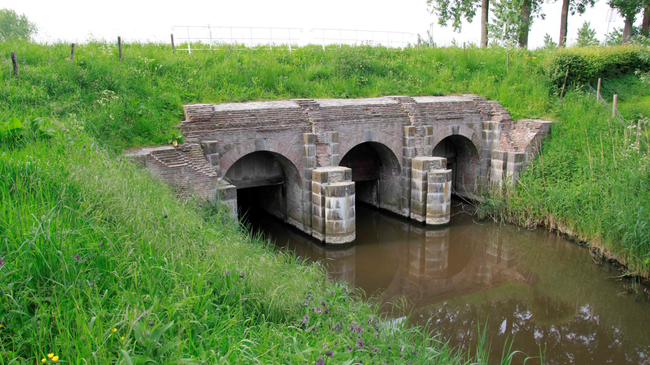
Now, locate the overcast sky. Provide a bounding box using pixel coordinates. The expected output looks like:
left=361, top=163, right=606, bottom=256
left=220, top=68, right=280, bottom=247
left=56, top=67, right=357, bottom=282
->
left=5, top=0, right=638, bottom=49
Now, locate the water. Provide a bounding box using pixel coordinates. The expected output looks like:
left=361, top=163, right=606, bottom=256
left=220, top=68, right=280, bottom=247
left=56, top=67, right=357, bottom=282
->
left=243, top=202, right=650, bottom=365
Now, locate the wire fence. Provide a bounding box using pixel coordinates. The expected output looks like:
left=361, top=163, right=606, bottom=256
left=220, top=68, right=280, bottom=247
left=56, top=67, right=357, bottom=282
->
left=170, top=26, right=415, bottom=53
left=587, top=82, right=649, bottom=152
left=171, top=25, right=303, bottom=53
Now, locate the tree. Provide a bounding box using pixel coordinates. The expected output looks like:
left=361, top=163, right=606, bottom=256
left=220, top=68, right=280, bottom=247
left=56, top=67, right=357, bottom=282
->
left=488, top=0, right=545, bottom=47
left=641, top=2, right=649, bottom=37
left=608, top=0, right=645, bottom=44
left=557, top=0, right=596, bottom=48
left=0, top=9, right=37, bottom=41
left=427, top=0, right=490, bottom=47
left=575, top=21, right=599, bottom=46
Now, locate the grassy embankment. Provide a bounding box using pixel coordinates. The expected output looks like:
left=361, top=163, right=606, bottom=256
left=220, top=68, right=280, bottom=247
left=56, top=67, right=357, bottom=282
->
left=0, top=40, right=648, bottom=363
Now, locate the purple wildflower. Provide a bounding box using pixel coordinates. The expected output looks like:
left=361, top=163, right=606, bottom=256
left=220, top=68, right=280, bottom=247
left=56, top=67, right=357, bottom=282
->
left=321, top=301, right=327, bottom=307
left=315, top=358, right=325, bottom=365
left=148, top=321, right=155, bottom=327
left=400, top=345, right=404, bottom=353
left=164, top=214, right=168, bottom=219
left=75, top=254, right=79, bottom=258
left=239, top=272, right=245, bottom=279
left=357, top=340, right=365, bottom=348
left=313, top=307, right=322, bottom=314
left=304, top=301, right=309, bottom=306
left=0, top=256, right=4, bottom=266
left=344, top=287, right=348, bottom=294
left=324, top=309, right=330, bottom=315
left=326, top=350, right=333, bottom=358
left=303, top=315, right=309, bottom=322
left=99, top=242, right=103, bottom=246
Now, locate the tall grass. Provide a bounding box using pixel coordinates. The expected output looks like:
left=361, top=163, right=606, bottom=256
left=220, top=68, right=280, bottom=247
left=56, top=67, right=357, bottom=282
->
left=1, top=40, right=647, bottom=362
left=480, top=77, right=650, bottom=277
left=0, top=129, right=479, bottom=363
left=1, top=41, right=551, bottom=151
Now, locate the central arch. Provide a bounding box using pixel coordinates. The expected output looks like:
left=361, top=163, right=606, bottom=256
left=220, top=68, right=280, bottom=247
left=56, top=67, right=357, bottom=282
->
left=224, top=151, right=303, bottom=229
left=339, top=142, right=402, bottom=215
left=432, top=135, right=480, bottom=198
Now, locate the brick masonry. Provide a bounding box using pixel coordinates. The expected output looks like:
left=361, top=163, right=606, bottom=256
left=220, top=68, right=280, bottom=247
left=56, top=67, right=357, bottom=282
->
left=127, top=95, right=551, bottom=245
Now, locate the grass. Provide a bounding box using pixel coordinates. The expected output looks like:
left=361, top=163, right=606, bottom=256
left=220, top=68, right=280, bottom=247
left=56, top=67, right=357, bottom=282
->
left=1, top=39, right=649, bottom=362
left=0, top=130, right=478, bottom=364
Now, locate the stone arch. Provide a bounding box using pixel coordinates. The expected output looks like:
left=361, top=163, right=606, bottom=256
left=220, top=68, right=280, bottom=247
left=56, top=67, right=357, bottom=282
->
left=220, top=139, right=304, bottom=182
left=428, top=125, right=481, bottom=157
left=339, top=141, right=402, bottom=215
left=338, top=131, right=403, bottom=170
left=222, top=146, right=304, bottom=230
left=431, top=129, right=481, bottom=198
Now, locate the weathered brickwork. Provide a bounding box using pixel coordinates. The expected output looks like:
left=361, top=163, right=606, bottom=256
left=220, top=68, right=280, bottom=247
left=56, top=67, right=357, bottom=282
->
left=127, top=95, right=551, bottom=245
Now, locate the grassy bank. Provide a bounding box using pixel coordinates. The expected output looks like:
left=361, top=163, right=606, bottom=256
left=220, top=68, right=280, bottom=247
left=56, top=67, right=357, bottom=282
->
left=480, top=74, right=650, bottom=277
left=1, top=130, right=475, bottom=363
left=1, top=40, right=649, bottom=362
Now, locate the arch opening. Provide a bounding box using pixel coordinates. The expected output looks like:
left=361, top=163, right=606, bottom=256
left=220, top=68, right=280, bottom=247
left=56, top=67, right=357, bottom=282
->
left=224, top=151, right=302, bottom=227
left=339, top=142, right=401, bottom=215
left=432, top=135, right=480, bottom=198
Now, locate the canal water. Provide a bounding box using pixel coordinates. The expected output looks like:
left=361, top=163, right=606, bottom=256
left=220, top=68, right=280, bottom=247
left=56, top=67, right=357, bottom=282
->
left=242, top=201, right=650, bottom=365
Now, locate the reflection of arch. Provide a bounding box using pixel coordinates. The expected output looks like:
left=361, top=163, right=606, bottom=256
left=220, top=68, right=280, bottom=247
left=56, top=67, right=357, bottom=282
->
left=431, top=131, right=480, bottom=197
left=224, top=149, right=303, bottom=229
left=339, top=141, right=402, bottom=214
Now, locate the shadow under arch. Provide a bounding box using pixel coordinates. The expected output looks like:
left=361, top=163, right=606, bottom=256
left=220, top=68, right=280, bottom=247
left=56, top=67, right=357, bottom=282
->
left=432, top=135, right=480, bottom=198
left=224, top=150, right=303, bottom=228
left=339, top=141, right=402, bottom=215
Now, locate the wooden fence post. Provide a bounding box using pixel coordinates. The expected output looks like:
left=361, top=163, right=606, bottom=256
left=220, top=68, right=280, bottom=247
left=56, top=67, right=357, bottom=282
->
left=70, top=43, right=76, bottom=61
left=118, top=36, right=123, bottom=60
left=596, top=78, right=602, bottom=103
left=11, top=51, right=18, bottom=78
left=171, top=34, right=175, bottom=52
left=612, top=95, right=618, bottom=119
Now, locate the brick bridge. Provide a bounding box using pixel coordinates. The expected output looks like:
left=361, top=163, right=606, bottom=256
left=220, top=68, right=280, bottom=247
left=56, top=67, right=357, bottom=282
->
left=128, top=95, right=550, bottom=245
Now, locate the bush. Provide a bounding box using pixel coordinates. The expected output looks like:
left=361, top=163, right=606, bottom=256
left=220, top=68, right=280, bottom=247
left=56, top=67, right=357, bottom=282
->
left=548, top=46, right=650, bottom=88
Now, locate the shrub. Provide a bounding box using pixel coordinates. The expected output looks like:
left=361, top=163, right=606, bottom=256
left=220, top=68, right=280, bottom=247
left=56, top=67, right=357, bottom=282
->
left=547, top=46, right=650, bottom=88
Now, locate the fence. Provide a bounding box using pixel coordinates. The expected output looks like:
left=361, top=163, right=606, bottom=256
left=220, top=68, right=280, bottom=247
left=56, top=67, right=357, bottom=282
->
left=171, top=25, right=303, bottom=53
left=309, top=28, right=415, bottom=50
left=171, top=26, right=415, bottom=52
left=587, top=82, right=649, bottom=151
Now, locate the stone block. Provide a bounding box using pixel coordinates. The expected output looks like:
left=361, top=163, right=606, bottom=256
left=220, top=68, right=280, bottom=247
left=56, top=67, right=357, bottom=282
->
left=200, top=140, right=219, bottom=155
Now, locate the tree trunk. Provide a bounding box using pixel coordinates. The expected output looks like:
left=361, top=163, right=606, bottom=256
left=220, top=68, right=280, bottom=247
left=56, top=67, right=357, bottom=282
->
left=519, top=0, right=532, bottom=48
left=623, top=13, right=635, bottom=43
left=559, top=0, right=570, bottom=47
left=642, top=3, right=650, bottom=37
left=481, top=0, right=490, bottom=47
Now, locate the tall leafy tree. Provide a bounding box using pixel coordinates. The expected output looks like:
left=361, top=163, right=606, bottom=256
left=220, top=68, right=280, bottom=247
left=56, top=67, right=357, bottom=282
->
left=558, top=0, right=597, bottom=48
left=0, top=8, right=37, bottom=41
left=488, top=0, right=544, bottom=47
left=608, top=0, right=645, bottom=43
left=641, top=1, right=649, bottom=37
left=427, top=0, right=490, bottom=47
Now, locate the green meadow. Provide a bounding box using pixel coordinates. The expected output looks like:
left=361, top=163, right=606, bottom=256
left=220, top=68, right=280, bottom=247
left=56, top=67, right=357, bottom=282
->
left=1, top=40, right=648, bottom=363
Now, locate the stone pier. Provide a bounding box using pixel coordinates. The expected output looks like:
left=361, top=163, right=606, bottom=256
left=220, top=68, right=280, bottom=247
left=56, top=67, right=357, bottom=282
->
left=311, top=166, right=356, bottom=245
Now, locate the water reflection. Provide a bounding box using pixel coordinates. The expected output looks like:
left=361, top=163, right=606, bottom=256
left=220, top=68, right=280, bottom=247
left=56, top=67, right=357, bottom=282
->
left=244, top=202, right=650, bottom=365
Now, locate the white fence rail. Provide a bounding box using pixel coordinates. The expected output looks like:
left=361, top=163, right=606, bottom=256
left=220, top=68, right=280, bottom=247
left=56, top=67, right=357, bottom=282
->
left=309, top=28, right=414, bottom=49
left=171, top=25, right=303, bottom=53
left=171, top=26, right=415, bottom=52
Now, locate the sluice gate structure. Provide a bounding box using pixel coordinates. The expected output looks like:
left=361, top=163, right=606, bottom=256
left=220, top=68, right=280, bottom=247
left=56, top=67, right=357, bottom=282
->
left=127, top=95, right=551, bottom=245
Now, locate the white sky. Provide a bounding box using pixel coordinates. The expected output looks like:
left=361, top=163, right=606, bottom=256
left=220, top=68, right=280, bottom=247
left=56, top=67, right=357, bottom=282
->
left=6, top=0, right=641, bottom=49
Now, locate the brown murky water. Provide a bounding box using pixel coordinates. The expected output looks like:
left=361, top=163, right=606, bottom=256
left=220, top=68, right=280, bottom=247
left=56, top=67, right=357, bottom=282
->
left=242, top=201, right=650, bottom=365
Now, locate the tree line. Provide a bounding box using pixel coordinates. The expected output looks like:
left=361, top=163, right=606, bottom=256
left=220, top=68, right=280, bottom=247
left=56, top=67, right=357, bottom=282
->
left=427, top=0, right=650, bottom=48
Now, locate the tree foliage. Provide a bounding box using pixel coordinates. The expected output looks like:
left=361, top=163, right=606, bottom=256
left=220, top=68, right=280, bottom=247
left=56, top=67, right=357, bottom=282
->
left=488, top=0, right=544, bottom=47
left=427, top=0, right=490, bottom=47
left=575, top=21, right=599, bottom=46
left=0, top=8, right=37, bottom=41
left=607, top=0, right=646, bottom=43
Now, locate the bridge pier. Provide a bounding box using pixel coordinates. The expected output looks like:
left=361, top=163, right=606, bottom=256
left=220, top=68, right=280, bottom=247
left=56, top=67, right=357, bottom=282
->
left=410, top=157, right=452, bottom=225
left=311, top=166, right=356, bottom=245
